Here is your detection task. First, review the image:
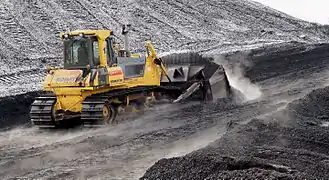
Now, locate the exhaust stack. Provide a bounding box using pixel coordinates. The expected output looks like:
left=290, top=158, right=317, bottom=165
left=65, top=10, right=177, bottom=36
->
left=122, top=24, right=131, bottom=56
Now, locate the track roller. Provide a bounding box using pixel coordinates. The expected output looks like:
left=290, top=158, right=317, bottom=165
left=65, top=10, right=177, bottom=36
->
left=81, top=98, right=119, bottom=127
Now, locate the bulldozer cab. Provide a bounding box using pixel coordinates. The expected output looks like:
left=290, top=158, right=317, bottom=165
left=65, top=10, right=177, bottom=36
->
left=63, top=35, right=101, bottom=69
left=60, top=29, right=149, bottom=80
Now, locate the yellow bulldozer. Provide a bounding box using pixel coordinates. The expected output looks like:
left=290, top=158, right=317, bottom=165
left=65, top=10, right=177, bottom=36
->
left=29, top=25, right=232, bottom=128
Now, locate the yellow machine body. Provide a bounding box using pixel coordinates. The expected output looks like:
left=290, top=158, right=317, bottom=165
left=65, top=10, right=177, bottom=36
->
left=29, top=28, right=173, bottom=127
left=30, top=28, right=233, bottom=128
left=43, top=30, right=162, bottom=114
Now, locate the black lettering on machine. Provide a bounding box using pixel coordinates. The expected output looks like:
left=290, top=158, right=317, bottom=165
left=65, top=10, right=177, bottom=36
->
left=55, top=77, right=77, bottom=82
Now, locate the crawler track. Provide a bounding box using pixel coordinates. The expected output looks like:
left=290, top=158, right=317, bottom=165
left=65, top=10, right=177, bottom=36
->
left=29, top=95, right=57, bottom=128
left=29, top=86, right=181, bottom=128
left=81, top=86, right=160, bottom=126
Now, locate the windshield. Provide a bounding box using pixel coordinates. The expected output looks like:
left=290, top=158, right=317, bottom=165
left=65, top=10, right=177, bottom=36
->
left=63, top=37, right=100, bottom=69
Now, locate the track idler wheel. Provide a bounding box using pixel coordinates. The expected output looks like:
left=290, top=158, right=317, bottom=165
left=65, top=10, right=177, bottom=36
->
left=102, top=103, right=117, bottom=124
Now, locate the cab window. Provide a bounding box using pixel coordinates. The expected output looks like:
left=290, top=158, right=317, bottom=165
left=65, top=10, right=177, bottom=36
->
left=93, top=41, right=100, bottom=66
left=64, top=39, right=89, bottom=68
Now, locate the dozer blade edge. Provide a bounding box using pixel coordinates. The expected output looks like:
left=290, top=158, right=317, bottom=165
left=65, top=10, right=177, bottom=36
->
left=159, top=52, right=232, bottom=103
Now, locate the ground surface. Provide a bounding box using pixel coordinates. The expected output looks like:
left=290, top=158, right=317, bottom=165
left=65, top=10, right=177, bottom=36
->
left=1, top=0, right=329, bottom=180
left=141, top=43, right=329, bottom=180
left=0, top=43, right=329, bottom=180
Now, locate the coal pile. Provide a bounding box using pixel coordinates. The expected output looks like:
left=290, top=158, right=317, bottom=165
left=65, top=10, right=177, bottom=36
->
left=0, top=91, right=41, bottom=130
left=140, top=44, right=329, bottom=180
left=288, top=86, right=329, bottom=126
left=140, top=104, right=329, bottom=179
left=140, top=153, right=308, bottom=179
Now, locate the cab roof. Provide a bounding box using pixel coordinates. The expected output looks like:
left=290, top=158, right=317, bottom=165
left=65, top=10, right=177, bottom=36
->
left=60, top=29, right=112, bottom=40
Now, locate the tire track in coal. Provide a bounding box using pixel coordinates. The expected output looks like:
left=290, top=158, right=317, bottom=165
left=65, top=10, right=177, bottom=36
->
left=0, top=70, right=45, bottom=97
left=0, top=2, right=47, bottom=57
left=0, top=70, right=44, bottom=84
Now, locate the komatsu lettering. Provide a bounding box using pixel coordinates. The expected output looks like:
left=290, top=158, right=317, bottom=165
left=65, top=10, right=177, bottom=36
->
left=55, top=77, right=76, bottom=82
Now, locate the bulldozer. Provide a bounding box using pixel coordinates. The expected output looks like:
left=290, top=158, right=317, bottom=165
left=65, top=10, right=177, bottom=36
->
left=29, top=25, right=232, bottom=128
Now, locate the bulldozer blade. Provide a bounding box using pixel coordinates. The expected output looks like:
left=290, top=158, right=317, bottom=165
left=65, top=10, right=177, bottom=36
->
left=159, top=52, right=232, bottom=102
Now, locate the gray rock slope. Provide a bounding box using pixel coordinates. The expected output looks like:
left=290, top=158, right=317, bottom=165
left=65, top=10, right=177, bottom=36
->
left=0, top=0, right=328, bottom=97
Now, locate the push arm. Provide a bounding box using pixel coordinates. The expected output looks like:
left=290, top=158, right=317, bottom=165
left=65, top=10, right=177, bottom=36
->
left=145, top=41, right=171, bottom=82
